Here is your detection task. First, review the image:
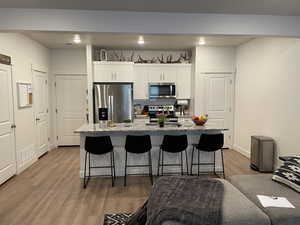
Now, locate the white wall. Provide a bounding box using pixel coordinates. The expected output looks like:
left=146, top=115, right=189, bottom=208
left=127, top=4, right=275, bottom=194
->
left=0, top=33, right=50, bottom=173
left=50, top=48, right=87, bottom=147
left=51, top=48, right=87, bottom=75
left=234, top=37, right=300, bottom=165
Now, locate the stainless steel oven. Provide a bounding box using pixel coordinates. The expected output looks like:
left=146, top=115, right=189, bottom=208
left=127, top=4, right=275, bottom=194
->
left=149, top=83, right=176, bottom=99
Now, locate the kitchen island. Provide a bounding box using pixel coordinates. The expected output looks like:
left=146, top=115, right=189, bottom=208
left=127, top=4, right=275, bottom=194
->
left=75, top=120, right=228, bottom=177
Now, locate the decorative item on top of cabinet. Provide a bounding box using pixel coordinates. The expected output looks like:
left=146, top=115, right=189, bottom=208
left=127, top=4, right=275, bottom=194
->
left=0, top=54, right=11, bottom=65
left=99, top=49, right=108, bottom=61
left=93, top=48, right=191, bottom=63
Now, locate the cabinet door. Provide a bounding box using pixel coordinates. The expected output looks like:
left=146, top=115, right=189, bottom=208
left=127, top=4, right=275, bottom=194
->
left=115, top=71, right=134, bottom=82
left=176, top=66, right=191, bottom=99
left=94, top=64, right=113, bottom=82
left=148, top=67, right=163, bottom=83
left=162, top=66, right=177, bottom=83
left=133, top=66, right=149, bottom=99
left=113, top=64, right=134, bottom=82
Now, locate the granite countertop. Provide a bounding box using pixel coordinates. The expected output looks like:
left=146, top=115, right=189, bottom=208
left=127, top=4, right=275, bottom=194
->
left=134, top=114, right=192, bottom=119
left=75, top=120, right=228, bottom=135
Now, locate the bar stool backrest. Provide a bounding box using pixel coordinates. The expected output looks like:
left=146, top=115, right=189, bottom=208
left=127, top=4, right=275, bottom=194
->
left=125, top=135, right=152, bottom=153
left=85, top=136, right=113, bottom=155
left=197, top=133, right=224, bottom=152
left=161, top=135, right=188, bottom=153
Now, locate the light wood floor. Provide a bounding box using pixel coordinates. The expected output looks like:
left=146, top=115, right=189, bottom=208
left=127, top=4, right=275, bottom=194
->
left=0, top=147, right=257, bottom=225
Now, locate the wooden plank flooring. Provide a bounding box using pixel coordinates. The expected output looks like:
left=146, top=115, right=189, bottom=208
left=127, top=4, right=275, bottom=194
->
left=0, top=147, right=257, bottom=225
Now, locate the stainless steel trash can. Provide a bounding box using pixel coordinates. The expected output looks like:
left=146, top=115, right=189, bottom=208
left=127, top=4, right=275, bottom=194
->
left=250, top=136, right=274, bottom=172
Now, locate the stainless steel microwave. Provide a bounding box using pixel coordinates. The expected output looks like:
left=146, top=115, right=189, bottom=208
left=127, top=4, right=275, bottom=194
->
left=149, top=83, right=176, bottom=99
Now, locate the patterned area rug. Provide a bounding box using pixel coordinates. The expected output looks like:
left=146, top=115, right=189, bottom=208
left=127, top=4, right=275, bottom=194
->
left=103, top=213, right=132, bottom=225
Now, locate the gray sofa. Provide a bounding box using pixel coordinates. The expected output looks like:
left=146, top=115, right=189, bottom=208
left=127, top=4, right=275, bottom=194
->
left=163, top=174, right=299, bottom=225
left=229, top=174, right=300, bottom=225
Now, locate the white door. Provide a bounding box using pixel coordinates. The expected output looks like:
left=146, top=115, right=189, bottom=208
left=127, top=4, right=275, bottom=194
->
left=33, top=70, right=49, bottom=158
left=203, top=74, right=234, bottom=147
left=56, top=75, right=87, bottom=146
left=0, top=64, right=16, bottom=185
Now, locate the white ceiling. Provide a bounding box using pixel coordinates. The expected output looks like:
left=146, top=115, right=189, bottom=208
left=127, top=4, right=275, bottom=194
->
left=24, top=32, right=254, bottom=49
left=1, top=0, right=300, bottom=16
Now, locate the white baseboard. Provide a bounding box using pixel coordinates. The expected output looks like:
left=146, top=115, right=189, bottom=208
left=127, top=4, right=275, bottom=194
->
left=49, top=143, right=57, bottom=151
left=16, top=144, right=38, bottom=174
left=233, top=144, right=250, bottom=158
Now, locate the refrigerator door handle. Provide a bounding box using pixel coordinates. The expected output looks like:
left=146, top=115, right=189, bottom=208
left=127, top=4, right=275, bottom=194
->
left=110, top=95, right=114, bottom=121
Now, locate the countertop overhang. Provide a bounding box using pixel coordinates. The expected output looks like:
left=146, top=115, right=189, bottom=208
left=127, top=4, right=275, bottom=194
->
left=75, top=123, right=228, bottom=136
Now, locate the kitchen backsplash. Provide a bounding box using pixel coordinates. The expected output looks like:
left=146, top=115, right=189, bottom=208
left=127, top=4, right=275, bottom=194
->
left=134, top=99, right=176, bottom=106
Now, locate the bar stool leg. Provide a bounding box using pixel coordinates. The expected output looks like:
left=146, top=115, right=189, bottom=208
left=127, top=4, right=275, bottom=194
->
left=83, top=151, right=88, bottom=188
left=88, top=152, right=91, bottom=178
left=213, top=151, right=216, bottom=176
left=221, top=149, right=226, bottom=179
left=190, top=147, right=194, bottom=175
left=198, top=150, right=200, bottom=176
left=161, top=150, right=164, bottom=176
left=112, top=150, right=116, bottom=179
left=180, top=151, right=183, bottom=175
left=157, top=148, right=161, bottom=176
left=124, top=151, right=128, bottom=186
left=110, top=151, right=114, bottom=187
left=148, top=151, right=153, bottom=185
left=185, top=149, right=189, bottom=175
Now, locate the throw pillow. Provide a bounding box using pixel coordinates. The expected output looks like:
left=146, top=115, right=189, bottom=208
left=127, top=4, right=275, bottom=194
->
left=272, top=157, right=300, bottom=193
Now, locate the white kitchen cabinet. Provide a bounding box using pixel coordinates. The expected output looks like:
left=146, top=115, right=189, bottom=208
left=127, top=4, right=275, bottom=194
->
left=148, top=65, right=177, bottom=83
left=133, top=65, right=149, bottom=99
left=93, top=62, right=134, bottom=82
left=94, top=62, right=192, bottom=100
left=176, top=65, right=192, bottom=99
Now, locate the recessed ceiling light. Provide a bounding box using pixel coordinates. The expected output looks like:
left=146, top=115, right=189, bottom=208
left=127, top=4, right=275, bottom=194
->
left=198, top=37, right=206, bottom=45
left=73, top=34, right=81, bottom=44
left=138, top=36, right=145, bottom=45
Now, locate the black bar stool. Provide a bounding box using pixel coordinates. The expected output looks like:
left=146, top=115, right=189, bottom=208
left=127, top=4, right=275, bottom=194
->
left=157, top=135, right=189, bottom=176
left=191, top=133, right=225, bottom=178
left=124, top=135, right=153, bottom=186
left=83, top=136, right=116, bottom=188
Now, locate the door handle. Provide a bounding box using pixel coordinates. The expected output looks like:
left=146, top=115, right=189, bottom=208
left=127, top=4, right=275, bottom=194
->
left=11, top=124, right=16, bottom=129
left=36, top=118, right=40, bottom=121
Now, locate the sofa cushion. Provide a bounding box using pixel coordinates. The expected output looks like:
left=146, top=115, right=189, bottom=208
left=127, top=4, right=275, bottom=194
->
left=273, top=157, right=300, bottom=193
left=162, top=178, right=270, bottom=225
left=230, top=174, right=300, bottom=225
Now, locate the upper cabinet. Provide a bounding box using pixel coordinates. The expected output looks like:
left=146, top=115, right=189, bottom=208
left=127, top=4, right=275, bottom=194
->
left=148, top=65, right=177, bottom=83
left=176, top=65, right=192, bottom=99
left=94, top=62, right=134, bottom=82
left=133, top=65, right=149, bottom=99
left=94, top=62, right=192, bottom=99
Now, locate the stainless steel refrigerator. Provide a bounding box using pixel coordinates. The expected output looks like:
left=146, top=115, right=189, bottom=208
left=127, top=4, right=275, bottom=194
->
left=93, top=83, right=133, bottom=123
